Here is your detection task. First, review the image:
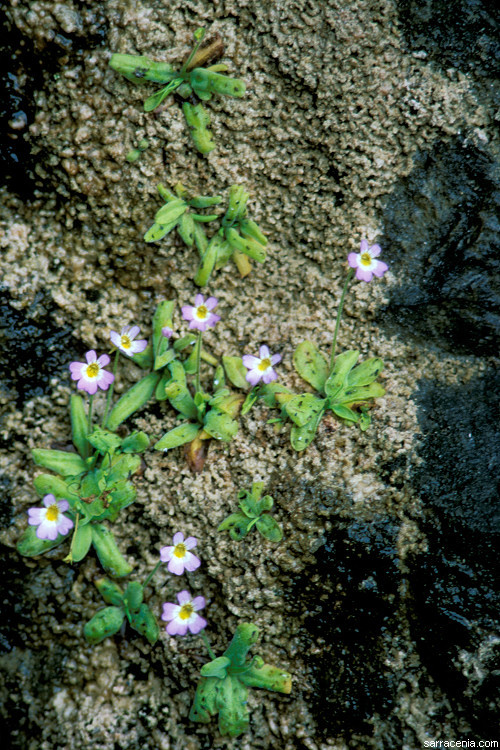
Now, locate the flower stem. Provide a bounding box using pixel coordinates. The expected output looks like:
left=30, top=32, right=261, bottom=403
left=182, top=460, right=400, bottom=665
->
left=181, top=28, right=206, bottom=74
left=87, top=394, right=94, bottom=434
left=199, top=629, right=216, bottom=660
left=143, top=560, right=162, bottom=590
left=329, top=268, right=354, bottom=371
left=194, top=331, right=203, bottom=395
left=102, top=350, right=120, bottom=428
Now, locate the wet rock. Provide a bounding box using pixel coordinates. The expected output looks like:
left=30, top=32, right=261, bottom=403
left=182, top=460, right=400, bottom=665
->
left=289, top=513, right=402, bottom=742
left=408, top=370, right=500, bottom=736
left=396, top=0, right=500, bottom=79
left=0, top=292, right=79, bottom=406
left=381, top=138, right=500, bottom=356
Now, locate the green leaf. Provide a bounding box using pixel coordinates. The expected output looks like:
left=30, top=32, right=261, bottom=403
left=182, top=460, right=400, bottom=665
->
left=208, top=392, right=244, bottom=419
left=189, top=195, right=222, bottom=209
left=225, top=228, right=266, bottom=262
left=189, top=68, right=246, bottom=98
left=223, top=185, right=250, bottom=225
left=95, top=577, right=124, bottom=606
left=189, top=677, right=218, bottom=723
left=293, top=341, right=329, bottom=392
left=33, top=474, right=79, bottom=502
left=218, top=512, right=253, bottom=540
left=128, top=603, right=159, bottom=644
left=239, top=218, right=267, bottom=246
left=216, top=675, right=249, bottom=737
left=154, top=347, right=176, bottom=371
left=182, top=102, right=215, bottom=155
left=330, top=404, right=359, bottom=423
left=337, top=382, right=386, bottom=405
left=154, top=422, right=200, bottom=451
left=106, top=372, right=161, bottom=431
left=91, top=524, right=133, bottom=578
left=259, top=383, right=293, bottom=407
left=131, top=344, right=154, bottom=369
left=237, top=657, right=292, bottom=693
left=223, top=622, right=260, bottom=667
left=359, top=408, right=372, bottom=431
left=241, top=390, right=259, bottom=416
left=177, top=212, right=195, bottom=246
left=324, top=350, right=360, bottom=398
left=123, top=581, right=144, bottom=613
left=152, top=300, right=176, bottom=356
left=32, top=449, right=86, bottom=477
left=121, top=431, right=150, bottom=453
left=17, top=525, right=67, bottom=557
left=108, top=53, right=177, bottom=83
left=238, top=491, right=259, bottom=519
left=84, top=606, right=125, bottom=644
left=68, top=522, right=93, bottom=562
left=87, top=427, right=122, bottom=454
left=290, top=406, right=325, bottom=451
left=200, top=656, right=231, bottom=679
left=194, top=234, right=222, bottom=287
left=222, top=356, right=249, bottom=390
left=347, top=357, right=384, bottom=386
left=143, top=219, right=178, bottom=243
left=284, top=393, right=327, bottom=428
left=203, top=409, right=238, bottom=442
left=256, top=514, right=283, bottom=542
left=70, top=394, right=90, bottom=458
left=143, top=78, right=182, bottom=111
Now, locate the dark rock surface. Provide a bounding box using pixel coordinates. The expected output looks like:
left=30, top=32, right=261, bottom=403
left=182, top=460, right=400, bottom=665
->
left=381, top=138, right=500, bottom=356
left=408, top=370, right=500, bottom=738
left=290, top=514, right=403, bottom=743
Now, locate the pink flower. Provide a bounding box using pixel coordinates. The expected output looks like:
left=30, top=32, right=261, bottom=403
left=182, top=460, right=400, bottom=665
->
left=161, top=326, right=173, bottom=339
left=110, top=325, right=147, bottom=356
left=69, top=351, right=115, bottom=395
left=161, top=590, right=207, bottom=636
left=181, top=294, right=220, bottom=332
left=159, top=532, right=201, bottom=575
left=28, top=494, right=74, bottom=541
left=348, top=240, right=388, bottom=282
left=242, top=345, right=282, bottom=386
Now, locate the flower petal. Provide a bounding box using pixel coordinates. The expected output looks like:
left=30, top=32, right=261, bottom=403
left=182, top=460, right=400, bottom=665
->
left=194, top=294, right=204, bottom=307
left=242, top=355, right=260, bottom=369
left=348, top=252, right=359, bottom=269
left=372, top=260, right=388, bottom=277
left=177, top=590, right=191, bottom=606
left=259, top=345, right=270, bottom=359
left=161, top=602, right=180, bottom=621
left=270, top=353, right=282, bottom=365
left=191, top=596, right=206, bottom=611
left=205, top=296, right=218, bottom=310
left=159, top=545, right=174, bottom=562
left=85, top=350, right=97, bottom=364
left=188, top=615, right=207, bottom=634
left=168, top=556, right=186, bottom=575
left=183, top=552, right=201, bottom=572
left=359, top=239, right=369, bottom=253
left=246, top=369, right=262, bottom=386
left=184, top=536, right=197, bottom=550
left=167, top=619, right=188, bottom=636
left=172, top=531, right=184, bottom=545
left=369, top=243, right=382, bottom=257
left=97, top=353, right=110, bottom=367
left=128, top=325, right=140, bottom=340
left=130, top=339, right=147, bottom=353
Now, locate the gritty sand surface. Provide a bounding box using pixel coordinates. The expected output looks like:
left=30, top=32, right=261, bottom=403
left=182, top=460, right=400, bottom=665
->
left=0, top=1, right=497, bottom=748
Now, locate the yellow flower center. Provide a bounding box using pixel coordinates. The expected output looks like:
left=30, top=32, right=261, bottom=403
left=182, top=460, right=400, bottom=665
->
left=179, top=603, right=193, bottom=620
left=86, top=363, right=99, bottom=378
left=173, top=543, right=186, bottom=558
left=258, top=357, right=271, bottom=371
left=45, top=505, right=60, bottom=522
left=120, top=335, right=132, bottom=349
left=360, top=252, right=372, bottom=266
left=196, top=305, right=208, bottom=319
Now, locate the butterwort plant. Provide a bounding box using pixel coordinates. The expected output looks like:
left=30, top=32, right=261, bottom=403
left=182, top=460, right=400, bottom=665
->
left=144, top=183, right=268, bottom=287
left=152, top=295, right=245, bottom=471
left=17, top=322, right=160, bottom=576
left=109, top=27, right=246, bottom=154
